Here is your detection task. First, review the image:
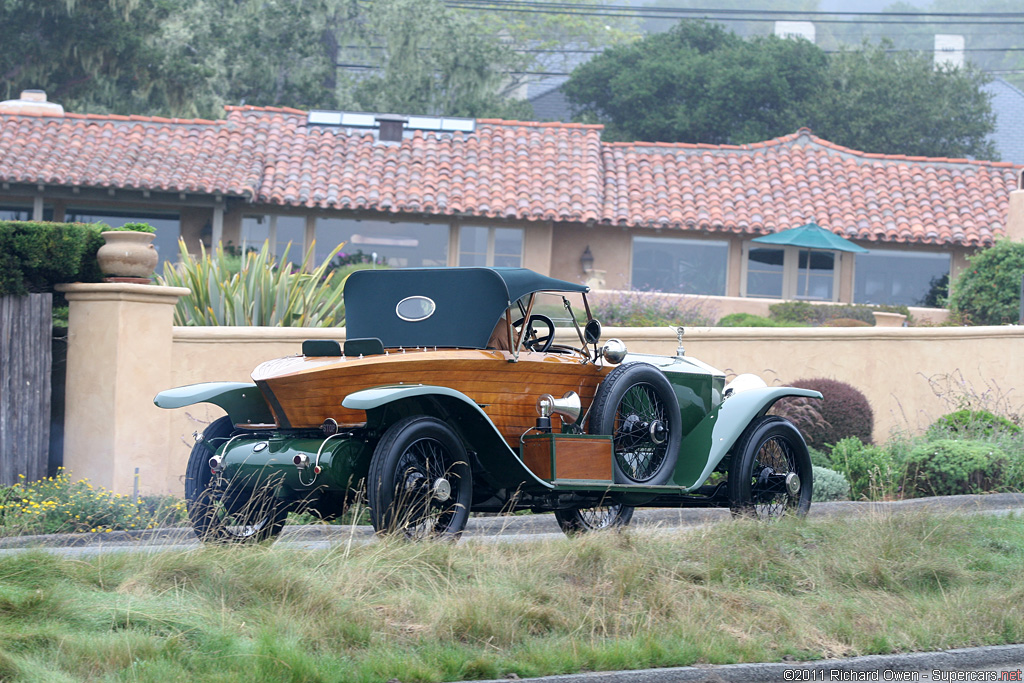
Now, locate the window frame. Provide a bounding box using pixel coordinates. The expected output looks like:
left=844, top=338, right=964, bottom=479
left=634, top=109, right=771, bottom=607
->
left=628, top=235, right=730, bottom=296
left=740, top=241, right=842, bottom=302
left=457, top=225, right=524, bottom=268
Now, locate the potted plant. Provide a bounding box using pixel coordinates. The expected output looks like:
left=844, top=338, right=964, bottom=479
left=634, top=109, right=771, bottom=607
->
left=96, top=222, right=158, bottom=280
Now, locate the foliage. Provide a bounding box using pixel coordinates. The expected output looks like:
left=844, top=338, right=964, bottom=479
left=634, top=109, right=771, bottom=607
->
left=789, top=378, right=875, bottom=449
left=0, top=221, right=104, bottom=296
left=564, top=20, right=828, bottom=144
left=0, top=469, right=185, bottom=536
left=564, top=21, right=996, bottom=159
left=904, top=439, right=1009, bottom=497
left=807, top=446, right=832, bottom=468
left=822, top=317, right=871, bottom=327
left=769, top=301, right=874, bottom=326
left=590, top=290, right=716, bottom=326
left=808, top=40, right=996, bottom=160
left=100, top=222, right=156, bottom=233
left=716, top=313, right=783, bottom=327
left=928, top=409, right=1021, bottom=440
left=1, top=515, right=1024, bottom=679
left=949, top=240, right=1024, bottom=326
left=156, top=239, right=348, bottom=326
left=828, top=437, right=904, bottom=500
left=811, top=465, right=850, bottom=502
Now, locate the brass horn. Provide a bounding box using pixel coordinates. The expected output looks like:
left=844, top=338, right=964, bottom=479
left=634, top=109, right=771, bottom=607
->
left=536, top=391, right=582, bottom=425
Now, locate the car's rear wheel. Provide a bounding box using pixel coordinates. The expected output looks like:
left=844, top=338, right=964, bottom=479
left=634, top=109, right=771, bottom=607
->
left=728, top=416, right=812, bottom=519
left=589, top=362, right=681, bottom=485
left=367, top=416, right=473, bottom=539
left=184, top=416, right=287, bottom=543
left=554, top=502, right=634, bottom=535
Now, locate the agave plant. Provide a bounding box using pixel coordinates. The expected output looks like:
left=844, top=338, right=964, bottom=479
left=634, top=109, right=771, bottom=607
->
left=157, top=239, right=349, bottom=326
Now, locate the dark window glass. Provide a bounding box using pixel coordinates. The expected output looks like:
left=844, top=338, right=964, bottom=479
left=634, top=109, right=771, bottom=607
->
left=632, top=237, right=728, bottom=295
left=746, top=247, right=785, bottom=298
left=854, top=250, right=950, bottom=306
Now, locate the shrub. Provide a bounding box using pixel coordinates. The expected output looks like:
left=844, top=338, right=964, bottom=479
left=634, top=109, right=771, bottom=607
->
left=822, top=317, right=871, bottom=327
left=904, top=440, right=1009, bottom=497
left=788, top=377, right=874, bottom=449
left=808, top=446, right=832, bottom=468
left=0, top=469, right=186, bottom=536
left=928, top=409, right=1021, bottom=441
left=828, top=437, right=904, bottom=500
left=811, top=466, right=850, bottom=502
left=157, top=239, right=351, bottom=326
left=0, top=220, right=105, bottom=295
left=768, top=301, right=912, bottom=327
left=591, top=290, right=716, bottom=327
left=103, top=222, right=156, bottom=233
left=716, top=313, right=782, bottom=327
left=949, top=240, right=1024, bottom=325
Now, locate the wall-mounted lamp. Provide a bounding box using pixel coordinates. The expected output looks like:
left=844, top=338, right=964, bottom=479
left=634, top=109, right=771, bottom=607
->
left=580, top=245, right=594, bottom=274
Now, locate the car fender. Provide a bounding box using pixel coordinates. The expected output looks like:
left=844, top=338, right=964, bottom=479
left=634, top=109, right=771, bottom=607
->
left=153, top=382, right=275, bottom=426
left=685, top=386, right=822, bottom=490
left=343, top=384, right=554, bottom=492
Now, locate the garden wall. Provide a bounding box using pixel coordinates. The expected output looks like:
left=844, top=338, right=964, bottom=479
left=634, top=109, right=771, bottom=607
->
left=58, top=283, right=1024, bottom=495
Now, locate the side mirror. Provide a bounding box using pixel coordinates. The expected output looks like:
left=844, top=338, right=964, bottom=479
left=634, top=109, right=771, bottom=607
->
left=584, top=319, right=602, bottom=345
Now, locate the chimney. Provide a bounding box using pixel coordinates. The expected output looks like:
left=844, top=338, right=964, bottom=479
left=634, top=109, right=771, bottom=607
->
left=0, top=89, right=64, bottom=117
left=1006, top=169, right=1024, bottom=242
left=375, top=114, right=408, bottom=142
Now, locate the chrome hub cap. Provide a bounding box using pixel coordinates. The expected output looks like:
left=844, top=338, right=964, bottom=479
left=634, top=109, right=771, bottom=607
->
left=785, top=472, right=801, bottom=498
left=432, top=478, right=452, bottom=502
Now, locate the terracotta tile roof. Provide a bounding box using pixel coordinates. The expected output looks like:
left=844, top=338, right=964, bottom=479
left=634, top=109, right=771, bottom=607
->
left=0, top=107, right=1019, bottom=247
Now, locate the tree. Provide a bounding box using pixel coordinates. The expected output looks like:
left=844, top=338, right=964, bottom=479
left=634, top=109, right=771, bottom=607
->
left=563, top=20, right=997, bottom=158
left=809, top=41, right=996, bottom=159
left=350, top=0, right=531, bottom=118
left=563, top=20, right=828, bottom=144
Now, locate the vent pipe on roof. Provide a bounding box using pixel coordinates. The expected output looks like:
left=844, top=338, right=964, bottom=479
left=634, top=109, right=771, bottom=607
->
left=375, top=114, right=408, bottom=142
left=0, top=90, right=64, bottom=117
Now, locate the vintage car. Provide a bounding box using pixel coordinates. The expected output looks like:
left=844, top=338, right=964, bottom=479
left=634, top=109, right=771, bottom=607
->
left=154, top=267, right=821, bottom=542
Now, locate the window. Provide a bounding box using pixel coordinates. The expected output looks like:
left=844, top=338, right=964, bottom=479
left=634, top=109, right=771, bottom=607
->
left=240, top=215, right=307, bottom=266
left=315, top=218, right=448, bottom=268
left=742, top=243, right=839, bottom=301
left=65, top=209, right=180, bottom=268
left=631, top=237, right=728, bottom=295
left=458, top=226, right=523, bottom=267
left=854, top=249, right=950, bottom=306
left=0, top=205, right=53, bottom=221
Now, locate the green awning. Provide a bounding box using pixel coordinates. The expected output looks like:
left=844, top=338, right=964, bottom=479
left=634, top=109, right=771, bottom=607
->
left=751, top=222, right=869, bottom=254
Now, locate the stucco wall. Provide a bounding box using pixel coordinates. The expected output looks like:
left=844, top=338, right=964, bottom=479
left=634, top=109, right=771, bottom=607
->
left=59, top=284, right=1023, bottom=495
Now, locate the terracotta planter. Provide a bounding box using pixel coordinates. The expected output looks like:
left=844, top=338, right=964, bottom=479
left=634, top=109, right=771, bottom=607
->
left=872, top=311, right=907, bottom=327
left=97, top=231, right=158, bottom=279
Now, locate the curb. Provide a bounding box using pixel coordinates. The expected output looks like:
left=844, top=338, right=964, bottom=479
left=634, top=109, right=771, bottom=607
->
left=464, top=644, right=1024, bottom=683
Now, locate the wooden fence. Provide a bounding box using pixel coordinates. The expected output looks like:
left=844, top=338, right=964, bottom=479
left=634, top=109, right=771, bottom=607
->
left=0, top=294, right=52, bottom=485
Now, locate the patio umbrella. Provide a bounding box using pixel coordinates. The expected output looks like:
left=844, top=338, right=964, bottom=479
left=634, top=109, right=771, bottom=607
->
left=751, top=221, right=869, bottom=253
left=751, top=222, right=868, bottom=299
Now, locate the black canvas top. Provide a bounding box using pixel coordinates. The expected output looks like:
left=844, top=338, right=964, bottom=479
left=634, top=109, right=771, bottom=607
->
left=344, top=267, right=588, bottom=349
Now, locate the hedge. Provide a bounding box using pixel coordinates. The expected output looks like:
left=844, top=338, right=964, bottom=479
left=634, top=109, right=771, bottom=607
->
left=0, top=221, right=106, bottom=296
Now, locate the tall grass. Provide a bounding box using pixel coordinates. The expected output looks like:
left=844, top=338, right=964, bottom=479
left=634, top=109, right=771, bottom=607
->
left=0, top=513, right=1022, bottom=681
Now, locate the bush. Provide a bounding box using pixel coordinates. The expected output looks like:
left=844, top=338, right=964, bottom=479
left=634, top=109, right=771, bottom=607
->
left=808, top=445, right=832, bottom=468
left=0, top=220, right=105, bottom=295
left=928, top=409, right=1021, bottom=441
left=811, top=466, right=851, bottom=502
left=949, top=240, right=1024, bottom=325
left=788, top=378, right=874, bottom=449
left=904, top=440, right=1009, bottom=497
left=716, top=313, right=783, bottom=327
left=591, top=290, right=716, bottom=327
left=157, top=239, right=352, bottom=326
left=104, top=222, right=156, bottom=233
left=0, top=469, right=186, bottom=536
left=768, top=301, right=913, bottom=327
left=828, top=437, right=905, bottom=500
left=822, top=317, right=871, bottom=327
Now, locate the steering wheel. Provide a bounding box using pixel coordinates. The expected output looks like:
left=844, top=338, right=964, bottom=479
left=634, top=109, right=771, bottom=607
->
left=512, top=314, right=555, bottom=353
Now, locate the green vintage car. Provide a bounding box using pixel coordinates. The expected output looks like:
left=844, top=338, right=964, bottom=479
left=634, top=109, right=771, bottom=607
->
left=155, top=267, right=820, bottom=542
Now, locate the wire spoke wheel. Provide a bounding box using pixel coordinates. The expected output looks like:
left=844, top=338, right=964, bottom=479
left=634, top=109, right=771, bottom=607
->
left=184, top=416, right=287, bottom=543
left=590, top=362, right=681, bottom=485
left=554, top=501, right=634, bottom=535
left=369, top=416, right=472, bottom=539
left=729, top=416, right=812, bottom=520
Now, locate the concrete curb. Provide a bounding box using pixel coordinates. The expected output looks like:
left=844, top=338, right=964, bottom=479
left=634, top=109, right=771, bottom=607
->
left=465, top=644, right=1024, bottom=683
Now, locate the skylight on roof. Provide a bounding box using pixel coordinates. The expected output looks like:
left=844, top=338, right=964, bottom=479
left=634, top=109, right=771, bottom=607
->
left=307, top=110, right=475, bottom=133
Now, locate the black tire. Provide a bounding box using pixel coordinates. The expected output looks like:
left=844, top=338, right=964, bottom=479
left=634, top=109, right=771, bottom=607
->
left=367, top=416, right=473, bottom=539
left=554, top=502, right=634, bottom=535
left=728, top=416, right=813, bottom=519
left=589, top=362, right=681, bottom=485
left=184, top=416, right=287, bottom=543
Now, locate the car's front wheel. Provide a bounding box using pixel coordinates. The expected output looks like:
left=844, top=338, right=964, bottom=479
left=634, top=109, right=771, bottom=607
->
left=367, top=416, right=473, bottom=539
left=554, top=502, right=634, bottom=535
left=728, top=416, right=812, bottom=519
left=184, top=416, right=287, bottom=543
